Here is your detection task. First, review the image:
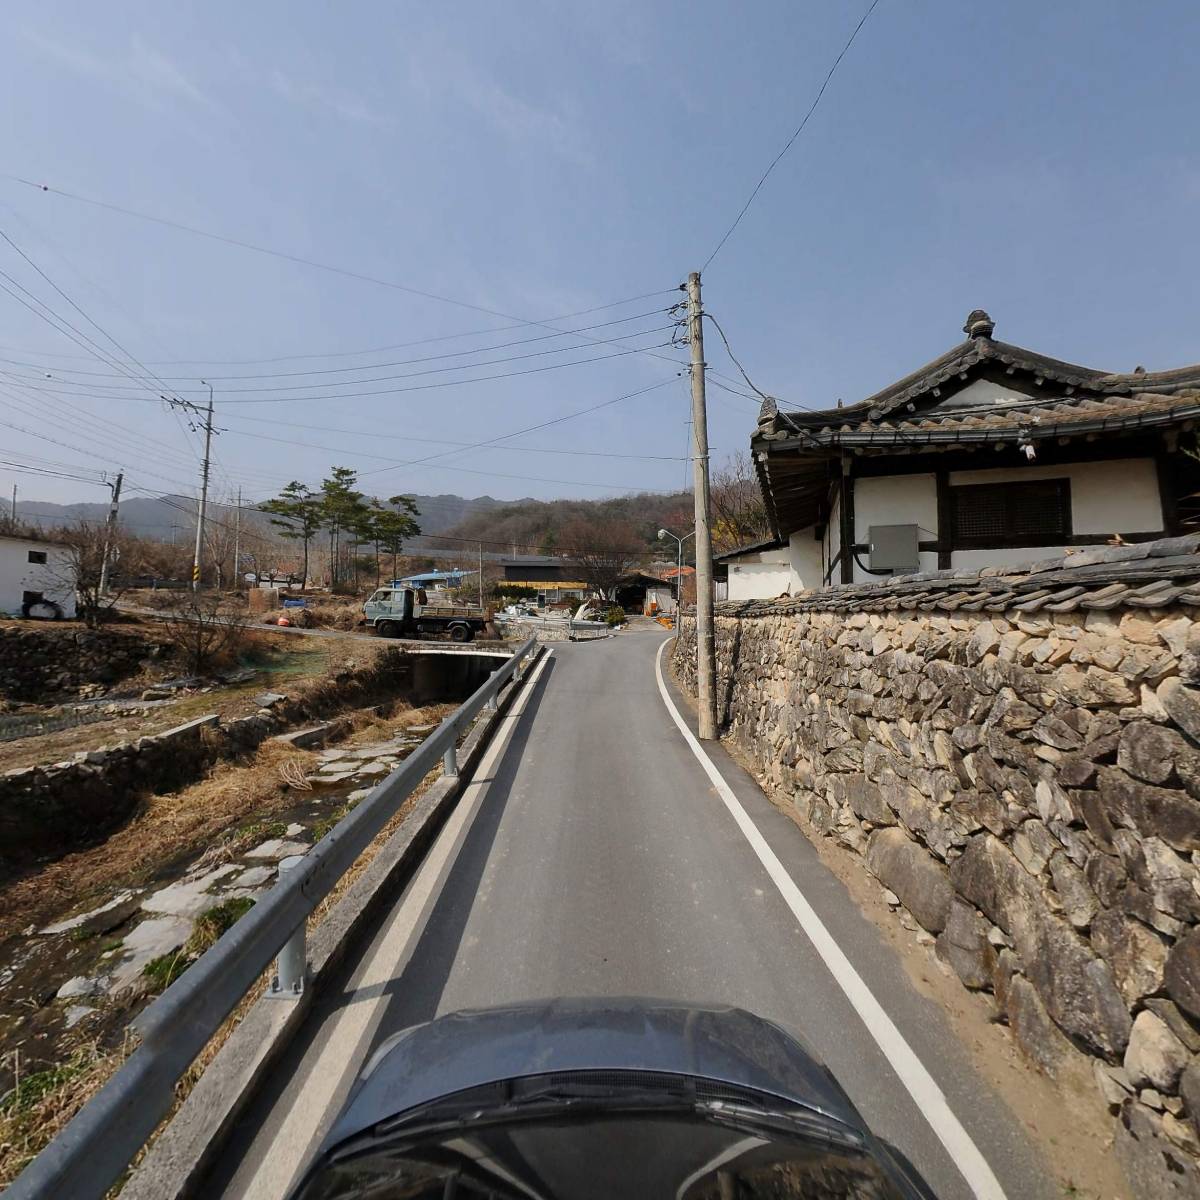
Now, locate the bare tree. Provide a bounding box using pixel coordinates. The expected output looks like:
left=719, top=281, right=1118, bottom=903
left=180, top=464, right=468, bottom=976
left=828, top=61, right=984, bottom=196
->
left=709, top=451, right=772, bottom=554
left=159, top=593, right=249, bottom=675
left=564, top=517, right=640, bottom=600
left=52, top=522, right=138, bottom=627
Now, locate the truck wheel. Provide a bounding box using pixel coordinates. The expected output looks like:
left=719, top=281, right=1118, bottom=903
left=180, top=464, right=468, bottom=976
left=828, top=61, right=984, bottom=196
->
left=377, top=620, right=399, bottom=639
left=449, top=623, right=470, bottom=643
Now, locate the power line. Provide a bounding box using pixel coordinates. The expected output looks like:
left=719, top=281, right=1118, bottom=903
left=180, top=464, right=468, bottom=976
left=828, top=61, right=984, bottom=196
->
left=217, top=413, right=687, bottom=462
left=701, top=0, right=884, bottom=271
left=0, top=290, right=675, bottom=368
left=6, top=339, right=679, bottom=406
left=0, top=322, right=675, bottom=395
left=0, top=308, right=672, bottom=383
left=355, top=377, right=680, bottom=479
left=2, top=175, right=687, bottom=371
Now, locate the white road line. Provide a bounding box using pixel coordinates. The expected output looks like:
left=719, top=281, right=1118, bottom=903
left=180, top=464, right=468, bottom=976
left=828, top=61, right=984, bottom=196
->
left=235, top=650, right=554, bottom=1200
left=653, top=640, right=1007, bottom=1200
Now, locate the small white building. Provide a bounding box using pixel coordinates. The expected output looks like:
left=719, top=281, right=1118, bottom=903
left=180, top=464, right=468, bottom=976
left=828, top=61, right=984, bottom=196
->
left=745, top=309, right=1200, bottom=597
left=0, top=534, right=76, bottom=619
left=717, top=537, right=793, bottom=602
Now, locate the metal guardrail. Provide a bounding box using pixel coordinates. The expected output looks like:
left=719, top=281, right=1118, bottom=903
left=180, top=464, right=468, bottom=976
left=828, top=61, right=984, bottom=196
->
left=7, top=636, right=539, bottom=1200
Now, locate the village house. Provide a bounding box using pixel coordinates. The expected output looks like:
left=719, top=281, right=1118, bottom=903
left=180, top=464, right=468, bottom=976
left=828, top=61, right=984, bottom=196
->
left=724, top=309, right=1200, bottom=598
left=498, top=555, right=589, bottom=604
left=0, top=532, right=76, bottom=619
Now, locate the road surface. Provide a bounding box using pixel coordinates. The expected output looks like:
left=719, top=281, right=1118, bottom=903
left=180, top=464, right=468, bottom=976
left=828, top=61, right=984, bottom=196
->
left=205, top=626, right=1051, bottom=1200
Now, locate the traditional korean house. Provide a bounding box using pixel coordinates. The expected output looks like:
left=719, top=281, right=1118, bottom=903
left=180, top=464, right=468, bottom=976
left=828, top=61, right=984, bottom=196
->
left=749, top=309, right=1200, bottom=593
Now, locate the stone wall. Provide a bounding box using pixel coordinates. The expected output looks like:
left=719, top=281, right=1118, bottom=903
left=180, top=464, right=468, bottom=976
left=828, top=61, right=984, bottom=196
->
left=674, top=542, right=1200, bottom=1195
left=0, top=623, right=174, bottom=701
left=0, top=648, right=419, bottom=871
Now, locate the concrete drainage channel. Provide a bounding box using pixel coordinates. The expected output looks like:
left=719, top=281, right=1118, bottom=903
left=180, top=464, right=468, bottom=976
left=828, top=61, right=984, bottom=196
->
left=7, top=638, right=545, bottom=1200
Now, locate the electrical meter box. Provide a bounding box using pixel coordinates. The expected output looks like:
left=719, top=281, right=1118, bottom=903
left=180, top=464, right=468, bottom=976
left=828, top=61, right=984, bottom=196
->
left=868, top=524, right=920, bottom=574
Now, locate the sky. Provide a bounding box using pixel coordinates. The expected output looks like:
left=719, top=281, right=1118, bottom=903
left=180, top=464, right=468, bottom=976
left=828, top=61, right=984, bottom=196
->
left=1, top=0, right=1199, bottom=526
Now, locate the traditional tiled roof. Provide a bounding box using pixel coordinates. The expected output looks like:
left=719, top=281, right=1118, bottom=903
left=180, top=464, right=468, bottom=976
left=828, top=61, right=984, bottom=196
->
left=764, top=389, right=1200, bottom=450
left=717, top=533, right=1200, bottom=617
left=751, top=310, right=1200, bottom=537
left=714, top=535, right=786, bottom=562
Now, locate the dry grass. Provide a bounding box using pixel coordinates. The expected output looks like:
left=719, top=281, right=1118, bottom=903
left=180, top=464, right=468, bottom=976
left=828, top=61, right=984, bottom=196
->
left=0, top=740, right=317, bottom=942
left=303, top=597, right=365, bottom=632
left=0, top=1036, right=134, bottom=1188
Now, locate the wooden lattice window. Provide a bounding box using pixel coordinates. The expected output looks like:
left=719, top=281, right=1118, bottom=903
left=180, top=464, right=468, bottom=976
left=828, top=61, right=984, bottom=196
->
left=949, top=478, right=1072, bottom=548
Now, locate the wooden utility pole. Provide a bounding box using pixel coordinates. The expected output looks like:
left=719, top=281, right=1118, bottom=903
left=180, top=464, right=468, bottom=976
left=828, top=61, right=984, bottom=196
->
left=191, top=383, right=214, bottom=592
left=687, top=271, right=718, bottom=739
left=98, top=471, right=123, bottom=596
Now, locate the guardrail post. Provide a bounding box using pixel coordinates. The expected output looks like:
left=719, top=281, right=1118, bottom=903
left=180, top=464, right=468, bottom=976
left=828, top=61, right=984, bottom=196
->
left=443, top=728, right=459, bottom=778
left=270, top=856, right=306, bottom=999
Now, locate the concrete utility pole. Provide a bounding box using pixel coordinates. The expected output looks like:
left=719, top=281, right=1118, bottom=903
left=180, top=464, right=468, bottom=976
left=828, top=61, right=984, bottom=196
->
left=687, top=271, right=718, bottom=740
left=191, top=382, right=214, bottom=592
left=98, top=471, right=123, bottom=596
left=10, top=484, right=15, bottom=521
left=478, top=542, right=484, bottom=610
left=233, top=486, right=242, bottom=586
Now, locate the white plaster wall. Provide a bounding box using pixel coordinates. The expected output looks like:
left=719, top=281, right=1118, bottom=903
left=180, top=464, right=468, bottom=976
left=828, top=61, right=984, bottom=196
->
left=940, top=378, right=1035, bottom=407
left=0, top=538, right=76, bottom=617
left=947, top=458, right=1162, bottom=536
left=727, top=560, right=793, bottom=601
left=788, top=530, right=824, bottom=593
left=853, top=474, right=939, bottom=544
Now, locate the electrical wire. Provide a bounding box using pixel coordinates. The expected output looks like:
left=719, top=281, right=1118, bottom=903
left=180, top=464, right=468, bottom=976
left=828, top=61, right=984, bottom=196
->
left=6, top=339, right=679, bottom=406
left=0, top=308, right=672, bottom=383
left=1, top=174, right=688, bottom=371
left=0, top=290, right=677, bottom=368
left=701, top=0, right=884, bottom=271
left=354, top=377, right=679, bottom=479
left=1, top=323, right=676, bottom=395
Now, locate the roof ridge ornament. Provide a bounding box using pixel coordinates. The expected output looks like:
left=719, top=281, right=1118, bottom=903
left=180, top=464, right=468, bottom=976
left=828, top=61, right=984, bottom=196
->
left=963, top=309, right=995, bottom=340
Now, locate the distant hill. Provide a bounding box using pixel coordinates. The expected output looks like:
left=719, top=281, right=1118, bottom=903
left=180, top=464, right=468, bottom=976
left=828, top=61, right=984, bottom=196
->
left=441, top=491, right=695, bottom=559
left=13, top=492, right=521, bottom=541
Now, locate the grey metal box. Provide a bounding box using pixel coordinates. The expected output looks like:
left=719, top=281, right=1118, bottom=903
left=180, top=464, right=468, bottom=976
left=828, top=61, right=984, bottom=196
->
left=868, top=524, right=919, bottom=573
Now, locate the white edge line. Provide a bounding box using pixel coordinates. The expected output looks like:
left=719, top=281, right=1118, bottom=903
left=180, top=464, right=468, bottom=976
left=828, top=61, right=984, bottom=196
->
left=653, top=639, right=1008, bottom=1200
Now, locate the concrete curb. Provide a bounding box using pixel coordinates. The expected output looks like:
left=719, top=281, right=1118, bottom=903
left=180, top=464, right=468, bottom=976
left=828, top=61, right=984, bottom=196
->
left=120, top=647, right=548, bottom=1200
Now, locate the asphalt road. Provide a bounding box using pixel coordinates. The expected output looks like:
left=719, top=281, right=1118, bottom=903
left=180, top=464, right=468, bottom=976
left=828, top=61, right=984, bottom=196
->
left=206, top=627, right=1052, bottom=1200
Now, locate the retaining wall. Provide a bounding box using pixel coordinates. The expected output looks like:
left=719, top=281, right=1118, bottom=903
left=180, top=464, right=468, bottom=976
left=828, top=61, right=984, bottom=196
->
left=0, top=623, right=173, bottom=701
left=674, top=536, right=1200, bottom=1196
left=0, top=648, right=466, bottom=869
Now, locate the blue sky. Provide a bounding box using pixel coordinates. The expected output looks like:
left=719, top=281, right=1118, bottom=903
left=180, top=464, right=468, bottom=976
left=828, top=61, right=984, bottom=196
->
left=2, top=0, right=1198, bottom=516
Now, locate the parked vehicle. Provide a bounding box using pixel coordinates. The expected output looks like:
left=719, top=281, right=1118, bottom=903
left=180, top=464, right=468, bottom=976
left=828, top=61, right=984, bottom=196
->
left=362, top=586, right=487, bottom=642
left=287, top=997, right=933, bottom=1199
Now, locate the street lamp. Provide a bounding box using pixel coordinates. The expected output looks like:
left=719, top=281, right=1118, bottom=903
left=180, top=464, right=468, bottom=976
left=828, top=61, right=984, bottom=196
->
left=658, top=527, right=695, bottom=629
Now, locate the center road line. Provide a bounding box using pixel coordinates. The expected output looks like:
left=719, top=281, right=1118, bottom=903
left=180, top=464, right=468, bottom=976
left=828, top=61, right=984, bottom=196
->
left=653, top=639, right=1007, bottom=1200
left=233, top=649, right=555, bottom=1200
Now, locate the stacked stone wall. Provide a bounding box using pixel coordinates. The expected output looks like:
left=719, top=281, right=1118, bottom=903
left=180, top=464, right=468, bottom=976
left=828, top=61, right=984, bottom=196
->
left=0, top=623, right=173, bottom=701
left=675, top=603, right=1200, bottom=1192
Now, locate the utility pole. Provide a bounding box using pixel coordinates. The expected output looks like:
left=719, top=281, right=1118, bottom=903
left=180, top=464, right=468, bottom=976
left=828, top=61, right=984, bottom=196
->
left=687, top=271, right=718, bottom=740
left=233, top=486, right=242, bottom=587
left=478, top=542, right=484, bottom=610
left=10, top=484, right=15, bottom=522
left=98, top=471, right=123, bottom=596
left=191, top=382, right=214, bottom=592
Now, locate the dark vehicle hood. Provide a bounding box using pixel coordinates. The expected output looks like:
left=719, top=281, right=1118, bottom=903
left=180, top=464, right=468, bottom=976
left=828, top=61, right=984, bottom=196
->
left=325, top=996, right=863, bottom=1147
